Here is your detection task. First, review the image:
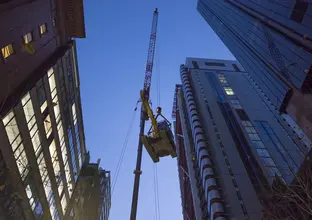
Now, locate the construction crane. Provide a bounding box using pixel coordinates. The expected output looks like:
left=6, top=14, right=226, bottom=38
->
left=130, top=8, right=176, bottom=220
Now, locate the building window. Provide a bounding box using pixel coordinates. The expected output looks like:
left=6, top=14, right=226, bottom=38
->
left=192, top=61, right=199, bottom=69
left=39, top=24, right=47, bottom=35
left=57, top=177, right=64, bottom=196
left=256, top=149, right=270, bottom=157
left=229, top=100, right=242, bottom=109
left=1, top=43, right=14, bottom=59
left=22, top=93, right=42, bottom=156
left=240, top=119, right=284, bottom=181
left=232, top=64, right=240, bottom=72
left=217, top=74, right=227, bottom=84
left=60, top=194, right=67, bottom=213
left=236, top=109, right=249, bottom=120
left=224, top=87, right=234, bottom=95
left=44, top=115, right=52, bottom=138
left=49, top=140, right=61, bottom=179
left=37, top=80, right=47, bottom=113
left=248, top=133, right=261, bottom=141
left=255, top=121, right=298, bottom=173
left=23, top=32, right=33, bottom=44
left=224, top=87, right=234, bottom=96
left=72, top=103, right=77, bottom=125
left=2, top=111, right=29, bottom=181
left=48, top=195, right=59, bottom=220
left=205, top=62, right=225, bottom=67
left=290, top=1, right=308, bottom=23
left=25, top=184, right=43, bottom=217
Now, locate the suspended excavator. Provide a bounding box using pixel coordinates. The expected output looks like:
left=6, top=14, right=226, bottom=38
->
left=130, top=8, right=176, bottom=220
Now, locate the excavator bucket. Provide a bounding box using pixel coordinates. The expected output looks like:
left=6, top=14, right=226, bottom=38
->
left=141, top=121, right=177, bottom=163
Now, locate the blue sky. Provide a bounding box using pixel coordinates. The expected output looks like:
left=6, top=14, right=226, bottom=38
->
left=76, top=1, right=234, bottom=219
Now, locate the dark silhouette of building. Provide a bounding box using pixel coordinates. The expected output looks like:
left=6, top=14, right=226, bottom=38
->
left=197, top=0, right=312, bottom=145
left=64, top=158, right=111, bottom=220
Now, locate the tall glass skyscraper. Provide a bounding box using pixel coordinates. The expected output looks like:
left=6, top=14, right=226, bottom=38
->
left=197, top=0, right=312, bottom=145
left=173, top=57, right=307, bottom=219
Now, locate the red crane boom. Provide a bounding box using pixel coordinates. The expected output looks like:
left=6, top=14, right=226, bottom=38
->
left=130, top=8, right=176, bottom=219
left=142, top=8, right=158, bottom=101
left=130, top=8, right=159, bottom=220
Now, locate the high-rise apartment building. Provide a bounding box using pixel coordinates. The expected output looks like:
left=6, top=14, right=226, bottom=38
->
left=0, top=40, right=86, bottom=220
left=172, top=57, right=308, bottom=220
left=197, top=0, right=312, bottom=143
left=0, top=1, right=86, bottom=219
left=65, top=158, right=111, bottom=220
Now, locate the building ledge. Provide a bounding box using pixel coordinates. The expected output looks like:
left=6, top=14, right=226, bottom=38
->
left=65, top=0, right=86, bottom=38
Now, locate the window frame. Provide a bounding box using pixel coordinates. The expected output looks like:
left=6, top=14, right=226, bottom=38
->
left=23, top=32, right=33, bottom=44
left=39, top=23, right=47, bottom=36
left=1, top=43, right=15, bottom=59
left=224, top=87, right=234, bottom=95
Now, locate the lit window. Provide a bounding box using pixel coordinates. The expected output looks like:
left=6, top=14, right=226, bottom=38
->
left=224, top=87, right=234, bottom=95
left=4, top=117, right=20, bottom=144
left=72, top=103, right=77, bottom=125
left=40, top=101, right=48, bottom=113
left=2, top=111, right=14, bottom=125
left=61, top=194, right=67, bottom=213
left=47, top=67, right=54, bottom=77
left=1, top=44, right=14, bottom=59
left=44, top=115, right=52, bottom=138
left=37, top=152, right=48, bottom=180
left=50, top=140, right=61, bottom=179
left=11, top=135, right=22, bottom=152
left=23, top=32, right=33, bottom=44
left=218, top=74, right=227, bottom=84
left=31, top=131, right=41, bottom=155
left=39, top=24, right=47, bottom=35
left=22, top=100, right=35, bottom=123
left=37, top=81, right=47, bottom=113
left=48, top=72, right=56, bottom=94
left=58, top=178, right=64, bottom=196
left=2, top=108, right=30, bottom=178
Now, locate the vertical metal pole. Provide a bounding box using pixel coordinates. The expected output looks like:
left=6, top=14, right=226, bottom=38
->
left=130, top=106, right=145, bottom=220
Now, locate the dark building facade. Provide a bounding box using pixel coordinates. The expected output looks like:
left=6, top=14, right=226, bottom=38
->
left=64, top=160, right=111, bottom=220
left=0, top=1, right=86, bottom=219
left=0, top=40, right=87, bottom=220
left=0, top=0, right=86, bottom=115
left=173, top=58, right=309, bottom=220
left=197, top=0, right=312, bottom=144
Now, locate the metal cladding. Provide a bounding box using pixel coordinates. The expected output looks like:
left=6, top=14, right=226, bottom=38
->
left=180, top=64, right=226, bottom=219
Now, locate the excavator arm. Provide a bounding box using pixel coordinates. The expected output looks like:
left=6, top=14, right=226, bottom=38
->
left=140, top=90, right=159, bottom=138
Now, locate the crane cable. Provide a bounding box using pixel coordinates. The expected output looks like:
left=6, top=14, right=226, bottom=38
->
left=153, top=43, right=161, bottom=220
left=111, top=101, right=139, bottom=195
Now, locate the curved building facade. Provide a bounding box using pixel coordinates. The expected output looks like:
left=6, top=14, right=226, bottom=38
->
left=173, top=57, right=307, bottom=219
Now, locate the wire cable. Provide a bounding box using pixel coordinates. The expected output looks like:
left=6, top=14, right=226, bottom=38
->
left=153, top=164, right=158, bottom=220
left=112, top=102, right=138, bottom=194
left=155, top=163, right=160, bottom=220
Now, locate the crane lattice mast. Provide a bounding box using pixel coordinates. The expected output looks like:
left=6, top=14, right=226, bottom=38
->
left=130, top=8, right=159, bottom=220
